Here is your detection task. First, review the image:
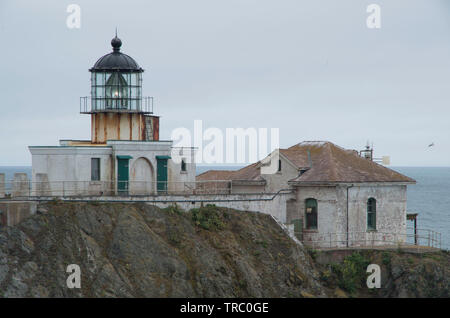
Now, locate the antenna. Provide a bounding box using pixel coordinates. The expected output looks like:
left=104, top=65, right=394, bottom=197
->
left=360, top=141, right=373, bottom=161
left=359, top=141, right=390, bottom=165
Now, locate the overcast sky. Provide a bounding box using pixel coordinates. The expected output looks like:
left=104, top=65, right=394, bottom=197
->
left=1, top=0, right=450, bottom=166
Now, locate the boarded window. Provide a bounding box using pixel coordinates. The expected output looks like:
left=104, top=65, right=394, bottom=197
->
left=367, top=198, right=376, bottom=230
left=91, top=158, right=101, bottom=181
left=305, top=198, right=318, bottom=230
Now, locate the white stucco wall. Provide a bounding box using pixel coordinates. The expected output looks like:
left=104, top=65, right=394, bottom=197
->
left=29, top=141, right=197, bottom=196
left=230, top=184, right=265, bottom=194
left=347, top=184, right=407, bottom=247
left=261, top=154, right=299, bottom=192
left=292, top=184, right=408, bottom=248
left=168, top=147, right=196, bottom=193
left=29, top=146, right=113, bottom=196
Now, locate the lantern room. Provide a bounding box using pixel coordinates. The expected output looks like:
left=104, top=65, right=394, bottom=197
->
left=89, top=36, right=144, bottom=112
left=81, top=35, right=159, bottom=143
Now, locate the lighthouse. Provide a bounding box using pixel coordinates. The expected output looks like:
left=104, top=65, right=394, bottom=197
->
left=81, top=35, right=159, bottom=143
left=29, top=35, right=196, bottom=196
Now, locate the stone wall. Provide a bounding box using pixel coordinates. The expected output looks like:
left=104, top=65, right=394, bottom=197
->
left=12, top=173, right=30, bottom=197
left=0, top=201, right=37, bottom=227
left=151, top=192, right=295, bottom=223
left=291, top=184, right=408, bottom=248
left=0, top=191, right=294, bottom=227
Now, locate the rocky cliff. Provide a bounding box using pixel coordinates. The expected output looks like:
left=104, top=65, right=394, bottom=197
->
left=0, top=202, right=325, bottom=297
left=0, top=201, right=448, bottom=298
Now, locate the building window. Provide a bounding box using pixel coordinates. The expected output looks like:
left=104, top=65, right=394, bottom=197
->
left=278, top=159, right=282, bottom=172
left=367, top=198, right=376, bottom=230
left=91, top=158, right=101, bottom=181
left=181, top=159, right=187, bottom=172
left=305, top=198, right=318, bottom=230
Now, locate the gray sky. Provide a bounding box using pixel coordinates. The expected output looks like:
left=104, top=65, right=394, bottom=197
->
left=1, top=0, right=450, bottom=166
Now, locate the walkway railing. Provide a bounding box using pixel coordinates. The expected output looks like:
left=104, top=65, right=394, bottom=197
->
left=80, top=96, right=154, bottom=114
left=295, top=228, right=442, bottom=250
left=0, top=180, right=250, bottom=197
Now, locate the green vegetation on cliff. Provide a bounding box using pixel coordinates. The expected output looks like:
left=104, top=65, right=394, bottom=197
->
left=312, top=249, right=450, bottom=297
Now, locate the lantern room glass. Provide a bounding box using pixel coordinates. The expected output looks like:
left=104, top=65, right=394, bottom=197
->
left=91, top=71, right=142, bottom=111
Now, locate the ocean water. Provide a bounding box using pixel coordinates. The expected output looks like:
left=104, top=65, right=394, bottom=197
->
left=0, top=166, right=32, bottom=183
left=392, top=167, right=450, bottom=250
left=0, top=166, right=448, bottom=249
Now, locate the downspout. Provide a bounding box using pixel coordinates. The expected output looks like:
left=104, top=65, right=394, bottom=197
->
left=346, top=184, right=354, bottom=248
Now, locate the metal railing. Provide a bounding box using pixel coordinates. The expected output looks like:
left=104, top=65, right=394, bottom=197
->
left=0, top=180, right=238, bottom=198
left=80, top=96, right=154, bottom=114
left=295, top=228, right=442, bottom=250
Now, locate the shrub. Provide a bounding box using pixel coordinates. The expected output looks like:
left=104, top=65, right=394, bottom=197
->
left=330, top=252, right=371, bottom=294
left=190, top=204, right=224, bottom=231
left=162, top=204, right=184, bottom=215
left=382, top=251, right=392, bottom=266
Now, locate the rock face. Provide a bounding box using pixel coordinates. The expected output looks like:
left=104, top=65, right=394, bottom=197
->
left=0, top=202, right=325, bottom=297
left=313, top=249, right=450, bottom=298
left=1, top=202, right=448, bottom=298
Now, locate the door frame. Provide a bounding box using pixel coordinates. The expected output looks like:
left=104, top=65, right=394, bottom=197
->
left=116, top=155, right=132, bottom=195
left=156, top=155, right=171, bottom=193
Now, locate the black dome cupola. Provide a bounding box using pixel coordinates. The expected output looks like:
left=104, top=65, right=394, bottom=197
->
left=89, top=35, right=143, bottom=73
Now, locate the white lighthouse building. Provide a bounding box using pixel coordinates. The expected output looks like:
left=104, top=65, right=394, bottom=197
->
left=29, top=35, right=196, bottom=196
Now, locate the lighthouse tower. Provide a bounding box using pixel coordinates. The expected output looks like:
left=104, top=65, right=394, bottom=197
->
left=81, top=35, right=159, bottom=143
left=29, top=34, right=196, bottom=197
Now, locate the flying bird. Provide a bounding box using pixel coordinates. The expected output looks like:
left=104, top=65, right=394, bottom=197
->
left=428, top=143, right=434, bottom=148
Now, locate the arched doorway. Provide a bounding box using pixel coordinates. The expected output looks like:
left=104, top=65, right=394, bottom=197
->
left=130, top=157, right=153, bottom=195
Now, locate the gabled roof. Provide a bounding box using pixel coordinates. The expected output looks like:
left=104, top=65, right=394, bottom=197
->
left=231, top=162, right=264, bottom=181
left=196, top=141, right=415, bottom=185
left=196, top=162, right=264, bottom=183
left=287, top=141, right=415, bottom=184
left=196, top=170, right=235, bottom=181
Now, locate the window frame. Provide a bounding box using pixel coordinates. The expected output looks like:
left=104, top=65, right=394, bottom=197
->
left=91, top=158, right=101, bottom=181
left=305, top=198, right=318, bottom=230
left=367, top=197, right=377, bottom=231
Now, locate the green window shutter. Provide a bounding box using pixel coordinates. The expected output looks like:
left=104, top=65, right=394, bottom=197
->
left=367, top=198, right=376, bottom=230
left=305, top=198, right=318, bottom=230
